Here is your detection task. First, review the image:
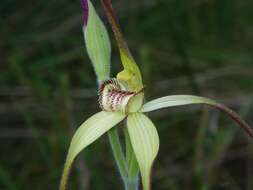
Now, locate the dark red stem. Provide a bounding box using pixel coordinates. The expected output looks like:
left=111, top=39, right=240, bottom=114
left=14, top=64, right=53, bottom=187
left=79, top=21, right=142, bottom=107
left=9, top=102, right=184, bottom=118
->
left=213, top=103, right=253, bottom=138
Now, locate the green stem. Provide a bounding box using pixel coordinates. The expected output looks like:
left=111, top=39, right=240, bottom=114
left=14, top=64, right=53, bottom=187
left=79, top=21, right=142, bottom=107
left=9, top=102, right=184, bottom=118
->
left=124, top=128, right=139, bottom=178
left=108, top=127, right=139, bottom=190
left=108, top=128, right=128, bottom=179
left=124, top=180, right=138, bottom=190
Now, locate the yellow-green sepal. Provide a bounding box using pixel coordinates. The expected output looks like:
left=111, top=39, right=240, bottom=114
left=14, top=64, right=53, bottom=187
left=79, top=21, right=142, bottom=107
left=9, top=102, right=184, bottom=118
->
left=101, top=0, right=143, bottom=91
left=140, top=95, right=253, bottom=138
left=141, top=95, right=217, bottom=112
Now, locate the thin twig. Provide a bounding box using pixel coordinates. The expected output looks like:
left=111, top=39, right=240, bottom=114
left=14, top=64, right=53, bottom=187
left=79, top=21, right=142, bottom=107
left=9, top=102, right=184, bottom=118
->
left=214, top=103, right=253, bottom=138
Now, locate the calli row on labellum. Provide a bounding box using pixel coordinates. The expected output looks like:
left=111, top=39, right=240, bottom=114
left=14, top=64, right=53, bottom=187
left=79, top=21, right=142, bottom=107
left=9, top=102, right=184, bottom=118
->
left=98, top=78, right=144, bottom=113
left=59, top=0, right=253, bottom=190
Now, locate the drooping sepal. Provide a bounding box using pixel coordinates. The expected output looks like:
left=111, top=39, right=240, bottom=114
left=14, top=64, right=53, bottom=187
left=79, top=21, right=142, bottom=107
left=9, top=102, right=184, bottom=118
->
left=59, top=111, right=125, bottom=190
left=127, top=113, right=159, bottom=190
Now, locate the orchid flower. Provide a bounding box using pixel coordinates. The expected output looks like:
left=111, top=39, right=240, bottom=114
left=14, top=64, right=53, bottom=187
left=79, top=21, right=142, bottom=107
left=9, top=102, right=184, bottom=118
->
left=59, top=1, right=253, bottom=190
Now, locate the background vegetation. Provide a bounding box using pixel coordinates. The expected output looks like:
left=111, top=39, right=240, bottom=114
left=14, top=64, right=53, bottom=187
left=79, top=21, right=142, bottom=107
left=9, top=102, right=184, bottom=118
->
left=1, top=0, right=253, bottom=189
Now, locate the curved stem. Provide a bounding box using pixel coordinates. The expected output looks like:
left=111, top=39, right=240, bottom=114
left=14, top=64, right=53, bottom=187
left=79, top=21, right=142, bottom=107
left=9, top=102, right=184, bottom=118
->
left=213, top=103, right=253, bottom=138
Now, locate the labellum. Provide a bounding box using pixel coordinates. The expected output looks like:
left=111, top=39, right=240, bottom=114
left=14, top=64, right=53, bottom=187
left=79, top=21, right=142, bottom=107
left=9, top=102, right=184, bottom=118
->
left=99, top=78, right=143, bottom=113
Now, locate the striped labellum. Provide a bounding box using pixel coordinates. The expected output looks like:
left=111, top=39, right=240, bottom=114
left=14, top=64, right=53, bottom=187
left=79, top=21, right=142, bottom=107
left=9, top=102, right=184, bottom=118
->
left=99, top=78, right=143, bottom=113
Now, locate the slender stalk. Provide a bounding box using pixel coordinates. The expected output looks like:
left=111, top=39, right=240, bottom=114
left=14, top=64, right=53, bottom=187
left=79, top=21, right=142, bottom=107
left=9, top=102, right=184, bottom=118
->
left=124, top=180, right=138, bottom=190
left=108, top=128, right=128, bottom=180
left=124, top=128, right=139, bottom=179
left=108, top=127, right=139, bottom=190
left=198, top=97, right=253, bottom=138
left=213, top=103, right=253, bottom=138
left=124, top=128, right=139, bottom=190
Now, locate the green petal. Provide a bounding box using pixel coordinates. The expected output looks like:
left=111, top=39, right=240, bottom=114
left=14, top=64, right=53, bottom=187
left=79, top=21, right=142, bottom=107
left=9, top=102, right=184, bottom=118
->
left=141, top=95, right=216, bottom=112
left=141, top=95, right=253, bottom=138
left=59, top=111, right=125, bottom=190
left=84, top=0, right=111, bottom=83
left=127, top=113, right=159, bottom=190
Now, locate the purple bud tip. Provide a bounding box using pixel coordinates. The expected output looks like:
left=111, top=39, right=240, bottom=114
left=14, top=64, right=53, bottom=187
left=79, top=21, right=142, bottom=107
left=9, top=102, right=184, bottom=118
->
left=80, top=0, right=89, bottom=26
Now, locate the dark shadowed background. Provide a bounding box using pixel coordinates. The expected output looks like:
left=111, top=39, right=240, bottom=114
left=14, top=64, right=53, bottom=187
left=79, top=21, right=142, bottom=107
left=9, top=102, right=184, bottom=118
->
left=1, top=0, right=253, bottom=189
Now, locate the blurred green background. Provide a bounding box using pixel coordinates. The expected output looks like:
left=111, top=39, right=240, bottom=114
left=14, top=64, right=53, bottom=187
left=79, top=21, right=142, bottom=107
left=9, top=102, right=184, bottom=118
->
left=1, top=0, right=253, bottom=189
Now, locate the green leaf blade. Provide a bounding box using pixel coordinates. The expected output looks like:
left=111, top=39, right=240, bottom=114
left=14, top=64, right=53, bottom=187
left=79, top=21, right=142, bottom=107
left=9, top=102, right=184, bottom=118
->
left=127, top=113, right=159, bottom=190
left=59, top=111, right=125, bottom=190
left=84, top=0, right=111, bottom=83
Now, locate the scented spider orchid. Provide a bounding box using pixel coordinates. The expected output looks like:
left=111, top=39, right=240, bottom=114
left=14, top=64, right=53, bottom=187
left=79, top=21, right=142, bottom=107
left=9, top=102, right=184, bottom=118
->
left=60, top=0, right=253, bottom=190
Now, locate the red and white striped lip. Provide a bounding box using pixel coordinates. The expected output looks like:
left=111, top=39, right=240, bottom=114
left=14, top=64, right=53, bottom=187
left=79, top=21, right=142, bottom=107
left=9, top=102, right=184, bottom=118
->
left=98, top=78, right=144, bottom=113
